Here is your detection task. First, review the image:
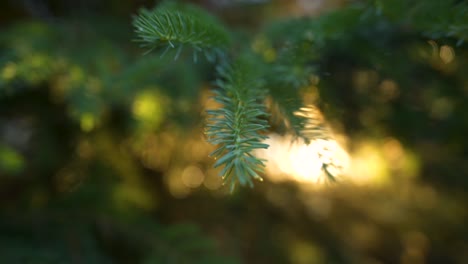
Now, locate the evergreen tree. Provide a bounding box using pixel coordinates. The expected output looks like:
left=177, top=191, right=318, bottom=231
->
left=0, top=0, right=467, bottom=263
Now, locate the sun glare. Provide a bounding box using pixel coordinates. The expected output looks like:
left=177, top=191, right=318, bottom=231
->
left=256, top=134, right=420, bottom=187
left=255, top=134, right=350, bottom=184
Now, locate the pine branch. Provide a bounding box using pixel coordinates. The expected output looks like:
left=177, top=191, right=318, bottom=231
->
left=133, top=2, right=230, bottom=61
left=372, top=0, right=468, bottom=44
left=206, top=61, right=269, bottom=191
left=269, top=92, right=331, bottom=143
left=262, top=43, right=319, bottom=144
left=293, top=105, right=332, bottom=142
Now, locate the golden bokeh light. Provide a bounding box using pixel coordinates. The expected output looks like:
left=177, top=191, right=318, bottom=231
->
left=166, top=168, right=191, bottom=199
left=349, top=141, right=390, bottom=185
left=132, top=89, right=165, bottom=129
left=181, top=165, right=205, bottom=188
left=203, top=168, right=224, bottom=190
left=439, top=45, right=455, bottom=64
left=426, top=41, right=458, bottom=72
left=348, top=138, right=420, bottom=185
left=379, top=79, right=400, bottom=101
left=353, top=70, right=379, bottom=93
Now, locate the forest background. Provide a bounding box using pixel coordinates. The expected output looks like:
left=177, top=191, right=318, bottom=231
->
left=0, top=0, right=467, bottom=263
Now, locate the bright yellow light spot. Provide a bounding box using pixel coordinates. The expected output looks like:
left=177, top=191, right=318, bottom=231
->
left=258, top=134, right=420, bottom=187
left=348, top=142, right=390, bottom=185
left=439, top=45, right=455, bottom=64
left=255, top=134, right=349, bottom=184
left=2, top=63, right=17, bottom=80
left=80, top=113, right=95, bottom=132
left=289, top=144, right=322, bottom=181
left=132, top=90, right=164, bottom=128
left=0, top=145, right=25, bottom=174
left=347, top=139, right=420, bottom=185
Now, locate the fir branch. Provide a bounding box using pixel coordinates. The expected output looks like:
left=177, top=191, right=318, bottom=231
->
left=372, top=0, right=468, bottom=44
left=293, top=105, right=332, bottom=142
left=267, top=93, right=304, bottom=136
left=133, top=2, right=230, bottom=61
left=206, top=61, right=269, bottom=191
left=269, top=93, right=331, bottom=144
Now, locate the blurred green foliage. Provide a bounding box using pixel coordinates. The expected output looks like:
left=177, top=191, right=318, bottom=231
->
left=0, top=144, right=25, bottom=174
left=0, top=0, right=467, bottom=263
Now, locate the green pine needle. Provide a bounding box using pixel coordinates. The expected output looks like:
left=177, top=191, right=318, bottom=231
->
left=206, top=62, right=270, bottom=191
left=133, top=3, right=230, bottom=61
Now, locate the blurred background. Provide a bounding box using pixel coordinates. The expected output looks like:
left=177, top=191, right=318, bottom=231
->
left=1, top=0, right=467, bottom=263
